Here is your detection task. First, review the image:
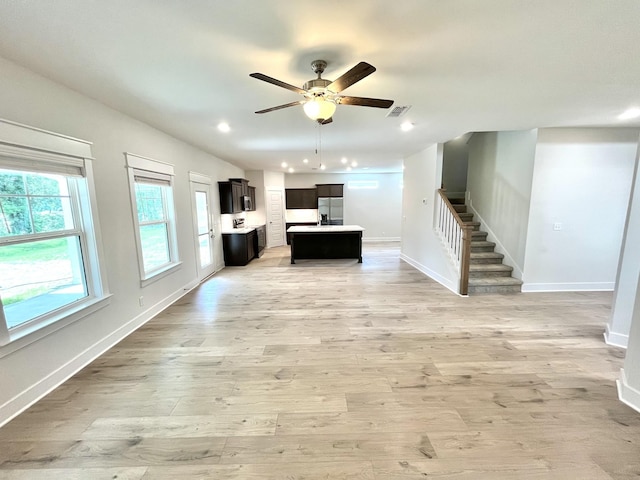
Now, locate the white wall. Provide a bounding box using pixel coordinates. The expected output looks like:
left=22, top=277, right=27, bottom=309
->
left=400, top=144, right=458, bottom=292
left=0, top=56, right=245, bottom=424
left=523, top=128, right=638, bottom=292
left=467, top=130, right=538, bottom=277
left=442, top=137, right=469, bottom=195
left=284, top=172, right=402, bottom=240
left=607, top=135, right=640, bottom=347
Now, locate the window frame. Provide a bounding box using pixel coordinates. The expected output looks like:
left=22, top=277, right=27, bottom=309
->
left=0, top=119, right=111, bottom=353
left=125, top=152, right=181, bottom=285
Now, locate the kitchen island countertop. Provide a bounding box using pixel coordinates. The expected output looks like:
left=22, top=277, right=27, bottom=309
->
left=287, top=225, right=365, bottom=233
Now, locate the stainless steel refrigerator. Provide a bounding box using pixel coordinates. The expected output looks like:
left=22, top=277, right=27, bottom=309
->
left=318, top=197, right=344, bottom=225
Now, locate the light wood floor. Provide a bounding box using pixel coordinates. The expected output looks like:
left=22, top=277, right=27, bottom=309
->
left=1, top=242, right=639, bottom=479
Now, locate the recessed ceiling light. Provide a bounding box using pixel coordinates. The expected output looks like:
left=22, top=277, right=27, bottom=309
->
left=303, top=158, right=309, bottom=164
left=401, top=121, right=414, bottom=132
left=320, top=164, right=326, bottom=170
left=217, top=122, right=231, bottom=133
left=281, top=161, right=288, bottom=168
left=619, top=108, right=640, bottom=120
left=351, top=161, right=358, bottom=167
left=341, top=157, right=347, bottom=164
left=288, top=167, right=294, bottom=173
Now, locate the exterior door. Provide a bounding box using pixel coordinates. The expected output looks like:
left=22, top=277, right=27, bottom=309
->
left=266, top=188, right=285, bottom=247
left=190, top=174, right=216, bottom=281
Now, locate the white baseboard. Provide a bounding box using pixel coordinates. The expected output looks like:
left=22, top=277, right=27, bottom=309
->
left=521, top=282, right=615, bottom=292
left=399, top=253, right=463, bottom=296
left=363, top=237, right=401, bottom=242
left=617, top=368, right=640, bottom=414
left=466, top=201, right=523, bottom=280
left=604, top=324, right=629, bottom=349
left=0, top=279, right=199, bottom=427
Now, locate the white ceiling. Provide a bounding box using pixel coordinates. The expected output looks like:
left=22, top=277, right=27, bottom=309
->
left=1, top=1, right=639, bottom=174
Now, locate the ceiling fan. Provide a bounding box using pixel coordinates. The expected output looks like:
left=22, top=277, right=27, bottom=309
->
left=250, top=60, right=394, bottom=124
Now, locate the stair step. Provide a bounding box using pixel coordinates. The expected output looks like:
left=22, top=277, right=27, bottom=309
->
left=448, top=197, right=466, bottom=205
left=469, top=263, right=513, bottom=278
left=453, top=204, right=467, bottom=213
left=458, top=212, right=474, bottom=222
left=464, top=221, right=481, bottom=231
left=471, top=240, right=496, bottom=252
left=468, top=276, right=523, bottom=294
left=470, top=252, right=504, bottom=264
left=471, top=231, right=487, bottom=241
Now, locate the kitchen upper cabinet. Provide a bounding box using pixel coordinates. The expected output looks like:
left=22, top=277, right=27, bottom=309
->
left=248, top=186, right=256, bottom=211
left=219, top=181, right=244, bottom=214
left=316, top=184, right=343, bottom=197
left=230, top=178, right=249, bottom=197
left=285, top=188, right=317, bottom=209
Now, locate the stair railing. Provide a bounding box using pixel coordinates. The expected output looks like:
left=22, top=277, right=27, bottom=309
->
left=435, top=189, right=472, bottom=295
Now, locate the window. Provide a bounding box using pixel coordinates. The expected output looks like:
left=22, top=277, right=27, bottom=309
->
left=125, top=153, right=179, bottom=283
left=0, top=119, right=109, bottom=348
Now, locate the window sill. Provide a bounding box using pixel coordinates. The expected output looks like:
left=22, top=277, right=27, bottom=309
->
left=0, top=294, right=112, bottom=358
left=140, top=261, right=182, bottom=288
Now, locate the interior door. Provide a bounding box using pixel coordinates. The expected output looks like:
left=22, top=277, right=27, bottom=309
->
left=190, top=176, right=216, bottom=281
left=266, top=188, right=285, bottom=247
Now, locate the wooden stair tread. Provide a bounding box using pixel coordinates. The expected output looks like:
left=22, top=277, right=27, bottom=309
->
left=470, top=251, right=504, bottom=259
left=469, top=263, right=513, bottom=272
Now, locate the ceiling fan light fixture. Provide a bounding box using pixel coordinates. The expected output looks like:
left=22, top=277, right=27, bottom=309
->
left=303, top=97, right=336, bottom=121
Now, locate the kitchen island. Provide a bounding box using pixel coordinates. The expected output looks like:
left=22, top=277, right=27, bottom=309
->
left=287, top=225, right=365, bottom=264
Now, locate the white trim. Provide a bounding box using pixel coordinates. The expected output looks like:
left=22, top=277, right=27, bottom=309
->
left=522, top=281, right=614, bottom=292
left=466, top=199, right=524, bottom=279
left=124, top=152, right=174, bottom=176
left=617, top=368, right=640, bottom=414
left=0, top=279, right=199, bottom=427
left=188, top=171, right=211, bottom=185
left=363, top=237, right=401, bottom=242
left=0, top=118, right=93, bottom=159
left=399, top=253, right=463, bottom=296
left=604, top=324, right=629, bottom=348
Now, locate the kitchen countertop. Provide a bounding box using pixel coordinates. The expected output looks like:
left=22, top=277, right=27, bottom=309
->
left=221, top=224, right=265, bottom=235
left=287, top=225, right=365, bottom=233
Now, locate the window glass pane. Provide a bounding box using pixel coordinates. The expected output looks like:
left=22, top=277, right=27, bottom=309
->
left=0, top=236, right=88, bottom=329
left=140, top=223, right=170, bottom=272
left=31, top=196, right=74, bottom=233
left=26, top=173, right=68, bottom=196
left=0, top=196, right=33, bottom=237
left=135, top=183, right=166, bottom=222
left=198, top=234, right=211, bottom=267
left=0, top=170, right=26, bottom=195
left=195, top=191, right=209, bottom=235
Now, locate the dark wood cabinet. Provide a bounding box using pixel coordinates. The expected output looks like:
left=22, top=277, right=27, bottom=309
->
left=219, top=181, right=244, bottom=214
left=285, top=188, right=317, bottom=209
left=220, top=179, right=256, bottom=213
left=248, top=186, right=256, bottom=211
left=222, top=230, right=257, bottom=266
left=316, top=184, right=343, bottom=197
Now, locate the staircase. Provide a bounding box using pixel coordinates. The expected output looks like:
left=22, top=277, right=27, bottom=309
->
left=450, top=198, right=522, bottom=294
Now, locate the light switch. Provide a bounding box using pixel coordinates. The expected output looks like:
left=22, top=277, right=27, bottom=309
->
left=553, top=222, right=562, bottom=231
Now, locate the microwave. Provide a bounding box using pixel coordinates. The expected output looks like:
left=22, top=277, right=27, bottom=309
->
left=242, top=195, right=252, bottom=211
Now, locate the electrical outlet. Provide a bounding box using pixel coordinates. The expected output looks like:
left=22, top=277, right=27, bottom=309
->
left=553, top=222, right=562, bottom=231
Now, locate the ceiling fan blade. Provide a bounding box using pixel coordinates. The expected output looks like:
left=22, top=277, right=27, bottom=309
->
left=337, top=96, right=394, bottom=108
left=250, top=73, right=306, bottom=95
left=327, top=62, right=376, bottom=93
left=255, top=100, right=305, bottom=114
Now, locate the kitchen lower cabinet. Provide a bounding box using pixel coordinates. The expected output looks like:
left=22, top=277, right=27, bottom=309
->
left=222, top=230, right=257, bottom=266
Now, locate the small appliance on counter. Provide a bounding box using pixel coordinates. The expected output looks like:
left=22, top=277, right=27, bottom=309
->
left=233, top=218, right=245, bottom=229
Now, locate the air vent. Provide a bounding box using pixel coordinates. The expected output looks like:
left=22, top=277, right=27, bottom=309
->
left=386, top=105, right=412, bottom=118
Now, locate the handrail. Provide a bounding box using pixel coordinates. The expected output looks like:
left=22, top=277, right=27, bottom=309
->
left=435, top=189, right=472, bottom=295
